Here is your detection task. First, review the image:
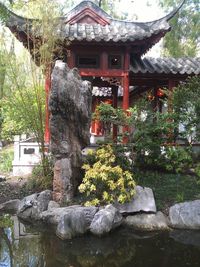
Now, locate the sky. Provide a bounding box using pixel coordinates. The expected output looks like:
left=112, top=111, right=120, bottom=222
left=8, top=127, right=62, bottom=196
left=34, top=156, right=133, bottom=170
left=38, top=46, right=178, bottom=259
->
left=112, top=0, right=165, bottom=22
left=62, top=0, right=166, bottom=22
left=112, top=0, right=166, bottom=57
left=115, top=0, right=166, bottom=57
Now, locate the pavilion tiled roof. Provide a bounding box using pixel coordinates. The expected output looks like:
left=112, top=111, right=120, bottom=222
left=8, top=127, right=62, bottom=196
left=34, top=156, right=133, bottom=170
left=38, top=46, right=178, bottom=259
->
left=93, top=57, right=200, bottom=97
left=0, top=1, right=185, bottom=53
left=60, top=1, right=184, bottom=43
left=58, top=19, right=169, bottom=43
left=130, top=57, right=200, bottom=75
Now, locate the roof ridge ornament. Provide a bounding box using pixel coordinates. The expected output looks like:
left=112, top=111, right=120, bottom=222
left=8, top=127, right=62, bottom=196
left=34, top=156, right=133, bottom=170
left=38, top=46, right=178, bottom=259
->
left=65, top=7, right=110, bottom=25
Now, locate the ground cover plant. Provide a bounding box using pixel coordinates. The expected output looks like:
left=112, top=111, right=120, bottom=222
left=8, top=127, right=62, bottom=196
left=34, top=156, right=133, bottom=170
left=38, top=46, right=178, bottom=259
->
left=79, top=145, right=136, bottom=206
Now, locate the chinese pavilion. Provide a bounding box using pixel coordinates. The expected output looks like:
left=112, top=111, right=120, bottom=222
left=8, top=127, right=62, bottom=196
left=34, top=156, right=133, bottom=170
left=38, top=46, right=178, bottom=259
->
left=1, top=0, right=200, bottom=143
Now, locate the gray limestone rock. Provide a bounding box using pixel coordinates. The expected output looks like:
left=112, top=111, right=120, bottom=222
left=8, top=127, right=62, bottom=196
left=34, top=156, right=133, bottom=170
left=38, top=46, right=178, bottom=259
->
left=56, top=211, right=87, bottom=239
left=41, top=205, right=98, bottom=229
left=0, top=199, right=21, bottom=214
left=49, top=61, right=92, bottom=203
left=90, top=205, right=123, bottom=236
left=41, top=205, right=81, bottom=225
left=169, top=200, right=200, bottom=229
left=124, top=212, right=169, bottom=231
left=48, top=200, right=60, bottom=210
left=17, top=190, right=52, bottom=222
left=56, top=207, right=96, bottom=239
left=114, top=186, right=157, bottom=215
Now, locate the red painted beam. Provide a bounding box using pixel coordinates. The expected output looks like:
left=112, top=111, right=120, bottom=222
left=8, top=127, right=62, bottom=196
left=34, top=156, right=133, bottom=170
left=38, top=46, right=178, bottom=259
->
left=79, top=69, right=125, bottom=77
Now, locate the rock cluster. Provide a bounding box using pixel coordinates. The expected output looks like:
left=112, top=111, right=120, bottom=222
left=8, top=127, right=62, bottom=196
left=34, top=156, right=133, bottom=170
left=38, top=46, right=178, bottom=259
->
left=49, top=61, right=92, bottom=203
left=1, top=186, right=200, bottom=240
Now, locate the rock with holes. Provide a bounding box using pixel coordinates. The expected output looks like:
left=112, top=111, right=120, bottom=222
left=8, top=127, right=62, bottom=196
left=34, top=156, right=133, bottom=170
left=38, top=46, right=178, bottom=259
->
left=49, top=61, right=92, bottom=203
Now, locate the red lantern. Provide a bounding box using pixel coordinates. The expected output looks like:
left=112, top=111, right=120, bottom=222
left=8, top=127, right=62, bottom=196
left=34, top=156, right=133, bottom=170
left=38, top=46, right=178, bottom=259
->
left=147, top=94, right=155, bottom=101
left=157, top=88, right=164, bottom=97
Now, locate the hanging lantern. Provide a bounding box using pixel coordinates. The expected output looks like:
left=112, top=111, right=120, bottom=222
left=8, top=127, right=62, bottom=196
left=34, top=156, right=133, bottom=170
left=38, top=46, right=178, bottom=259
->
left=157, top=88, right=164, bottom=97
left=104, top=99, right=112, bottom=105
left=147, top=94, right=155, bottom=101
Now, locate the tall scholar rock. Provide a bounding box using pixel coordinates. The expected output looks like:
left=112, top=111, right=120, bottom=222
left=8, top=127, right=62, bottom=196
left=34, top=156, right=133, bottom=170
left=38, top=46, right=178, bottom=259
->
left=49, top=61, right=92, bottom=203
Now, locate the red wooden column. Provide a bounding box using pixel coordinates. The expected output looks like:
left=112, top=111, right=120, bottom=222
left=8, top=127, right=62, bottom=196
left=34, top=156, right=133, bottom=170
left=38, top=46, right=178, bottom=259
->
left=122, top=46, right=131, bottom=143
left=122, top=74, right=129, bottom=110
left=44, top=68, right=51, bottom=145
left=122, top=73, right=130, bottom=143
left=112, top=85, right=118, bottom=142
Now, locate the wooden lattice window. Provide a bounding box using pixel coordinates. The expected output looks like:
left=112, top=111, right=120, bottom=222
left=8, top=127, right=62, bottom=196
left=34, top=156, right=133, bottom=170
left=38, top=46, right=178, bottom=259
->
left=76, top=54, right=100, bottom=68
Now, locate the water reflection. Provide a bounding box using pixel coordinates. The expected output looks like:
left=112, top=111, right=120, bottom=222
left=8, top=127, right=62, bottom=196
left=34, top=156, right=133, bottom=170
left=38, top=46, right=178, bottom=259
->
left=41, top=229, right=138, bottom=267
left=0, top=215, right=43, bottom=267
left=0, top=215, right=200, bottom=267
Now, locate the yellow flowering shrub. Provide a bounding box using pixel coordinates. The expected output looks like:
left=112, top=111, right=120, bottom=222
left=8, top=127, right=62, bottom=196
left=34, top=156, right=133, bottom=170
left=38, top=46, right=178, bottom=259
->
left=79, top=145, right=136, bottom=206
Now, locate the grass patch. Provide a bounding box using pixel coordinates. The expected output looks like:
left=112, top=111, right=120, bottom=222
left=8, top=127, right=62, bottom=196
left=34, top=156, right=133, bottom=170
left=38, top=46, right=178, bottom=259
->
left=135, top=171, right=200, bottom=212
left=0, top=145, right=14, bottom=174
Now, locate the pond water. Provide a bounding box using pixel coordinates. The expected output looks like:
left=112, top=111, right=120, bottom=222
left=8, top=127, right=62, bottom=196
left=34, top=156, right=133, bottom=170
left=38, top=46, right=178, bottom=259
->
left=0, top=215, right=200, bottom=267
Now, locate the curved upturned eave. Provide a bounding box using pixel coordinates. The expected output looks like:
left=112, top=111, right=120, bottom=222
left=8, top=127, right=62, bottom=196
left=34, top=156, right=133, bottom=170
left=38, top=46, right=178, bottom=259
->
left=94, top=0, right=185, bottom=27
left=0, top=2, right=35, bottom=27
left=144, top=0, right=186, bottom=26
left=0, top=0, right=185, bottom=32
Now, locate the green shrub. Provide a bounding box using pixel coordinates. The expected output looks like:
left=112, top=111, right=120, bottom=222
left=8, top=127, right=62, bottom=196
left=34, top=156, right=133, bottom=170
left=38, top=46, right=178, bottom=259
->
left=195, top=163, right=200, bottom=179
left=112, top=144, right=133, bottom=172
left=164, top=146, right=193, bottom=173
left=79, top=145, right=136, bottom=206
left=26, top=156, right=53, bottom=191
left=134, top=146, right=193, bottom=174
left=0, top=145, right=14, bottom=174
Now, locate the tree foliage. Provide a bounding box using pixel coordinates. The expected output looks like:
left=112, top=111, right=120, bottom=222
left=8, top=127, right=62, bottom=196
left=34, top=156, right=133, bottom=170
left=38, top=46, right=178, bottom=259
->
left=172, top=76, right=200, bottom=142
left=0, top=0, right=62, bottom=178
left=95, top=86, right=196, bottom=173
left=159, top=0, right=200, bottom=57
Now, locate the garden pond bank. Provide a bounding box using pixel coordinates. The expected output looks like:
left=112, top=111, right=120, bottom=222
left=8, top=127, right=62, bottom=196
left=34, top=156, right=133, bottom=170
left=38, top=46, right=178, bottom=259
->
left=1, top=215, right=200, bottom=267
